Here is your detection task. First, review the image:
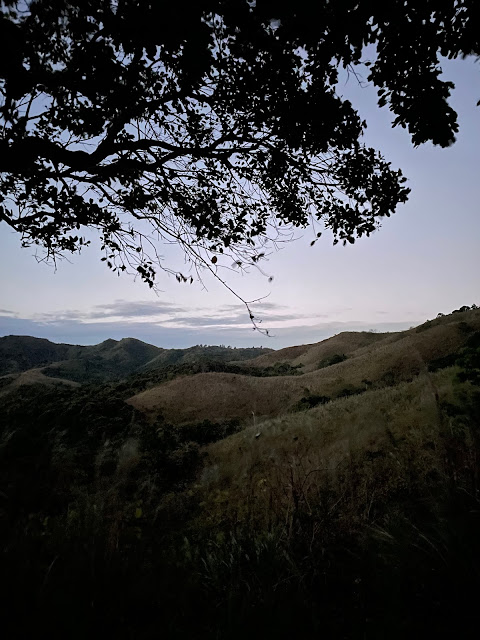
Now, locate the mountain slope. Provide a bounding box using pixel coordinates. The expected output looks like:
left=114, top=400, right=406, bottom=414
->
left=237, top=330, right=389, bottom=371
left=41, top=337, right=162, bottom=382
left=140, top=344, right=272, bottom=371
left=128, top=309, right=480, bottom=424
left=0, top=335, right=85, bottom=375
left=0, top=335, right=273, bottom=386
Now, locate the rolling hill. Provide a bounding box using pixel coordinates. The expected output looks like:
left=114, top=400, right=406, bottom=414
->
left=233, top=329, right=390, bottom=371
left=1, top=306, right=479, bottom=639
left=0, top=335, right=272, bottom=386
left=127, top=309, right=480, bottom=424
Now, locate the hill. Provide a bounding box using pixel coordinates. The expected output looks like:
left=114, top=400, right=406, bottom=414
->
left=234, top=330, right=390, bottom=371
left=139, top=344, right=272, bottom=371
left=128, top=309, right=480, bottom=424
left=0, top=335, right=273, bottom=386
left=0, top=335, right=85, bottom=375
left=1, top=306, right=480, bottom=639
left=41, top=337, right=161, bottom=382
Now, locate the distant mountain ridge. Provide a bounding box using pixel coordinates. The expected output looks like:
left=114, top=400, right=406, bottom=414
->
left=0, top=335, right=273, bottom=383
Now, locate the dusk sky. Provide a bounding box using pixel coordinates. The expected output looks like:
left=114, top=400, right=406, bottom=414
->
left=1, top=57, right=479, bottom=349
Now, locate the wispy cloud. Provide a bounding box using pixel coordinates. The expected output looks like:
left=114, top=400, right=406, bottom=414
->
left=29, top=299, right=310, bottom=330
left=162, top=312, right=307, bottom=329
left=33, top=299, right=187, bottom=323
left=0, top=309, right=419, bottom=350
left=87, top=300, right=187, bottom=319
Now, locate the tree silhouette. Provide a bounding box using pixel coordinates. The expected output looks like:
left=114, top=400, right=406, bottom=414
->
left=1, top=1, right=476, bottom=296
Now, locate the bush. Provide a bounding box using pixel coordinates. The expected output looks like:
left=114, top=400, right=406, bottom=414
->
left=265, top=361, right=304, bottom=376
left=181, top=419, right=242, bottom=446
left=336, top=385, right=365, bottom=398
left=317, top=353, right=347, bottom=369
left=428, top=353, right=459, bottom=372
left=293, top=394, right=331, bottom=411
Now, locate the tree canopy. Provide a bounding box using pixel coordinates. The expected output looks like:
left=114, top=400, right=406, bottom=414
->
left=0, top=0, right=477, bottom=292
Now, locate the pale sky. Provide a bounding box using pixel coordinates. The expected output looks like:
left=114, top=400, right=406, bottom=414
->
left=0, top=58, right=479, bottom=349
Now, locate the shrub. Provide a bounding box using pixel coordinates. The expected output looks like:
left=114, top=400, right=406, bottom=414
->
left=427, top=353, right=459, bottom=372
left=336, top=385, right=365, bottom=398
left=181, top=419, right=242, bottom=446
left=293, top=394, right=331, bottom=411
left=317, top=353, right=348, bottom=369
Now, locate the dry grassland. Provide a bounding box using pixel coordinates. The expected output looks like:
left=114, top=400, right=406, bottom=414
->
left=127, top=310, right=480, bottom=425
left=196, top=368, right=456, bottom=529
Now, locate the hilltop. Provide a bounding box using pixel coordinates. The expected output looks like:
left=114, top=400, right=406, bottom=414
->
left=0, top=335, right=85, bottom=376
left=0, top=335, right=272, bottom=386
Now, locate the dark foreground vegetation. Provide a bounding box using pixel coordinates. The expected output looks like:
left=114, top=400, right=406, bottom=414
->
left=1, top=314, right=480, bottom=638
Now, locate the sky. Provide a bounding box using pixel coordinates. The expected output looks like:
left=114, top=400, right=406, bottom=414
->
left=1, top=57, right=479, bottom=349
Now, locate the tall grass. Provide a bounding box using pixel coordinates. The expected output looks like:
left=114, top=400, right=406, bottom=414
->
left=2, top=335, right=480, bottom=638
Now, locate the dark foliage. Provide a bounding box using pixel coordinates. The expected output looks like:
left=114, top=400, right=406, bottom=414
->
left=180, top=418, right=242, bottom=446
left=427, top=331, right=480, bottom=379
left=457, top=331, right=480, bottom=385
left=0, top=334, right=85, bottom=375
left=428, top=353, right=459, bottom=373
left=453, top=304, right=479, bottom=314
left=336, top=384, right=365, bottom=398
left=294, top=393, right=331, bottom=411
left=0, top=334, right=272, bottom=381
left=317, top=352, right=348, bottom=369
left=6, top=0, right=464, bottom=287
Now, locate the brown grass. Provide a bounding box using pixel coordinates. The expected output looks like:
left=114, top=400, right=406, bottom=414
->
left=0, top=367, right=80, bottom=396
left=127, top=371, right=302, bottom=423
left=233, top=330, right=389, bottom=371
left=195, top=367, right=456, bottom=529
left=127, top=310, right=480, bottom=425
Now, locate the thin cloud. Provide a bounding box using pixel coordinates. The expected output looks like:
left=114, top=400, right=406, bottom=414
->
left=86, top=300, right=187, bottom=319
left=169, top=311, right=309, bottom=329
left=218, top=302, right=289, bottom=313
left=33, top=299, right=188, bottom=323
left=0, top=312, right=419, bottom=349
left=29, top=299, right=310, bottom=329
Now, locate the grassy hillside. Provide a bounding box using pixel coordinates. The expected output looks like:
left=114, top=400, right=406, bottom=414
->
left=238, top=330, right=390, bottom=371
left=1, top=307, right=480, bottom=638
left=128, top=309, right=480, bottom=424
left=200, top=370, right=453, bottom=524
